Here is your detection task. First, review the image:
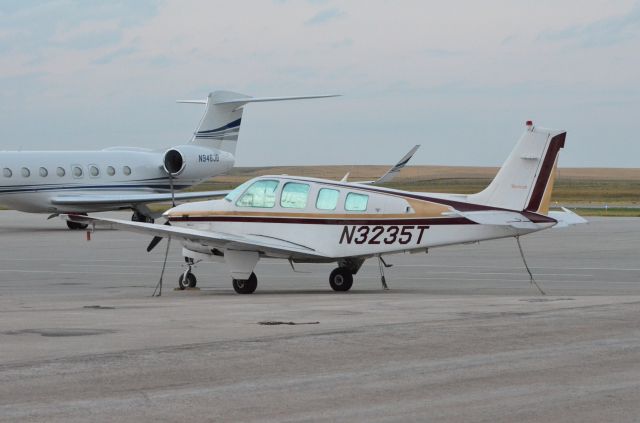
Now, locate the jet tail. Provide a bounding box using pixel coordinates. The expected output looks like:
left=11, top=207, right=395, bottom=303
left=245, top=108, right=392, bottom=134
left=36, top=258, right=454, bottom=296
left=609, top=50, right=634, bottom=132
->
left=467, top=122, right=566, bottom=214
left=180, top=91, right=339, bottom=155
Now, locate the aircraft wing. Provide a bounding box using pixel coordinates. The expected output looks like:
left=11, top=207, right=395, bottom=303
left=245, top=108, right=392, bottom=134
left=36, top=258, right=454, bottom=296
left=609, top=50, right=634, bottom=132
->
left=61, top=214, right=326, bottom=258
left=353, top=145, right=420, bottom=185
left=51, top=190, right=230, bottom=207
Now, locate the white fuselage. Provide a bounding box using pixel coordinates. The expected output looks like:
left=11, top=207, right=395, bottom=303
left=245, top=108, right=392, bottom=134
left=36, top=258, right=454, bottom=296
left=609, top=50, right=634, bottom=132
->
left=0, top=149, right=233, bottom=213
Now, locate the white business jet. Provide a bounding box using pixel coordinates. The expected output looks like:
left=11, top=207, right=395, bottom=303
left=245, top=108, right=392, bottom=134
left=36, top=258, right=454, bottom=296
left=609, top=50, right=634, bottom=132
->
left=65, top=122, right=586, bottom=294
left=0, top=91, right=337, bottom=229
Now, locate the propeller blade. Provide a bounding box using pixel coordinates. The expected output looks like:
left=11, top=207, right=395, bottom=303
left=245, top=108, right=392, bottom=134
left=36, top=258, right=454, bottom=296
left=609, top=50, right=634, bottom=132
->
left=146, top=220, right=171, bottom=252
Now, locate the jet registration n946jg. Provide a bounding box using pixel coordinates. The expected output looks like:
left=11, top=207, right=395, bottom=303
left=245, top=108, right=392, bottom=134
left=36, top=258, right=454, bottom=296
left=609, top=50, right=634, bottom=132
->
left=64, top=122, right=586, bottom=295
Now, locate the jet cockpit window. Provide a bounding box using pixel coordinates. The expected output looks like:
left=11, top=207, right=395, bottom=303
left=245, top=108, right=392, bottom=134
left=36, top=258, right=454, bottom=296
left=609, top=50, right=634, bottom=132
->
left=345, top=192, right=368, bottom=211
left=236, top=179, right=279, bottom=208
left=56, top=167, right=65, bottom=177
left=21, top=167, right=30, bottom=177
left=39, top=167, right=48, bottom=177
left=2, top=168, right=12, bottom=178
left=280, top=182, right=310, bottom=209
left=316, top=188, right=340, bottom=210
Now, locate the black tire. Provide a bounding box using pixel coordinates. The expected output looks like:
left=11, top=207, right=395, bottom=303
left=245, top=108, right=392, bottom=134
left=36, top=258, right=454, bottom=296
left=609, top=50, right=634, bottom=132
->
left=132, top=213, right=154, bottom=224
left=66, top=220, right=88, bottom=230
left=232, top=272, right=257, bottom=294
left=178, top=272, right=197, bottom=290
left=329, top=268, right=353, bottom=292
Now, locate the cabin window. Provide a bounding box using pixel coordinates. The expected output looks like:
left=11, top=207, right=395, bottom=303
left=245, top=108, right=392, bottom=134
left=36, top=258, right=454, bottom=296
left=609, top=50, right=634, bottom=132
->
left=56, top=167, right=66, bottom=177
left=21, top=167, right=30, bottom=177
left=280, top=182, right=310, bottom=209
left=123, top=166, right=131, bottom=176
left=316, top=188, right=340, bottom=210
left=89, top=165, right=99, bottom=177
left=345, top=192, right=368, bottom=211
left=39, top=167, right=48, bottom=177
left=106, top=166, right=115, bottom=176
left=2, top=168, right=11, bottom=178
left=72, top=166, right=83, bottom=178
left=236, top=179, right=279, bottom=208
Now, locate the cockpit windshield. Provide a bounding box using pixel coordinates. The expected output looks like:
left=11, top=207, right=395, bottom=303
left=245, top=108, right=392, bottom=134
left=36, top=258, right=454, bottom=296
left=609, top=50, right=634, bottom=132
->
left=224, top=180, right=253, bottom=202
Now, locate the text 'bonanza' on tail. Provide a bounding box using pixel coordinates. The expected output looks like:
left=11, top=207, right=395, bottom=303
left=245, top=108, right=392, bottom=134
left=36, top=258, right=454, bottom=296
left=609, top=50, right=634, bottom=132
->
left=180, top=91, right=339, bottom=156
left=468, top=121, right=566, bottom=214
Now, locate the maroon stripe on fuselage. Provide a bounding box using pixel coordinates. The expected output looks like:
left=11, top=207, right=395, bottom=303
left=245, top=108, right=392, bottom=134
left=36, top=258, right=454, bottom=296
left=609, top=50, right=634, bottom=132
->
left=525, top=132, right=566, bottom=212
left=168, top=216, right=476, bottom=225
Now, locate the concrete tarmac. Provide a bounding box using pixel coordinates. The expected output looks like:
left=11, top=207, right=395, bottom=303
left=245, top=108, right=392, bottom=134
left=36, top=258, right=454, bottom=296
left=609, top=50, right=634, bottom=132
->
left=0, top=211, right=639, bottom=422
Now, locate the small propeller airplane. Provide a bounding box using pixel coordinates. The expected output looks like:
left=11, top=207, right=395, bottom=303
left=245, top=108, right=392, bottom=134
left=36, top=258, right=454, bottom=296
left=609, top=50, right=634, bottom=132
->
left=64, top=121, right=586, bottom=295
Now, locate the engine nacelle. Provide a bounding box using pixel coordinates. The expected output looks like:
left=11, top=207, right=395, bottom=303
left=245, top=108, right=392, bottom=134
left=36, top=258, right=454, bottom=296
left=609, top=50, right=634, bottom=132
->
left=162, top=145, right=233, bottom=180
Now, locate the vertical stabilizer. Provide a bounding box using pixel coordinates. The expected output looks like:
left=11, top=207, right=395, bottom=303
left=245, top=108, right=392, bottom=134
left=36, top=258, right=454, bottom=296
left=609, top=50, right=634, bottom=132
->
left=468, top=123, right=566, bottom=212
left=182, top=91, right=339, bottom=155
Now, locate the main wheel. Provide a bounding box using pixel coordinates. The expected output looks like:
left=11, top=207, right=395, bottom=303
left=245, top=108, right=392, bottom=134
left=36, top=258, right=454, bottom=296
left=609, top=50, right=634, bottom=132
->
left=178, top=272, right=197, bottom=290
left=329, top=268, right=353, bottom=292
left=232, top=272, right=258, bottom=294
left=132, top=213, right=154, bottom=224
left=66, top=220, right=88, bottom=230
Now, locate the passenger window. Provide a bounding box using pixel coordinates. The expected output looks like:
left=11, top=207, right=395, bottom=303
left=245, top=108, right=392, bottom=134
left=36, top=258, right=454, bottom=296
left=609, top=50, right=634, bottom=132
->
left=21, top=167, right=30, bottom=177
left=89, top=165, right=99, bottom=177
left=345, top=192, right=368, bottom=211
left=2, top=168, right=11, bottom=178
left=316, top=188, right=340, bottom=210
left=56, top=167, right=65, bottom=177
left=280, top=182, right=310, bottom=209
left=106, top=166, right=115, bottom=176
left=123, top=166, right=131, bottom=176
left=236, top=180, right=279, bottom=208
left=39, top=167, right=48, bottom=177
left=72, top=166, right=83, bottom=178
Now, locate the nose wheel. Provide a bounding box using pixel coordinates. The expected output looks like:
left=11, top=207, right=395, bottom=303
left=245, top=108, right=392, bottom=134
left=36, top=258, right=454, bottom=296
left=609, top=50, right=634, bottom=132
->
left=329, top=268, right=353, bottom=292
left=178, top=272, right=197, bottom=290
left=232, top=273, right=258, bottom=294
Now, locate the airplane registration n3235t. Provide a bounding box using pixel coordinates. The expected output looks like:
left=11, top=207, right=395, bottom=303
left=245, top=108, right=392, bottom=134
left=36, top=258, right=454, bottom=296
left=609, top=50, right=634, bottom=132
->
left=0, top=91, right=337, bottom=229
left=64, top=122, right=586, bottom=295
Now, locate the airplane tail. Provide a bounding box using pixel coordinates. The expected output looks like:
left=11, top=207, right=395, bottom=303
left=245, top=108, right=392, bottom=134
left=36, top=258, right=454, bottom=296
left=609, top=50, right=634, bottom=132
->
left=180, top=91, right=338, bottom=156
left=467, top=122, right=566, bottom=214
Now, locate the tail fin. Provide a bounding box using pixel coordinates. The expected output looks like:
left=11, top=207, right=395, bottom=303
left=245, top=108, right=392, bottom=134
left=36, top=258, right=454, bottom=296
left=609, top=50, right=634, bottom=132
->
left=181, top=91, right=339, bottom=155
left=468, top=122, right=566, bottom=213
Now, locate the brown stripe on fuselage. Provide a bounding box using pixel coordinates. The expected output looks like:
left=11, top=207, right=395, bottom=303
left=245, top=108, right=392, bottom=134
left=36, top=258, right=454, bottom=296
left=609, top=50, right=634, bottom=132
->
left=168, top=215, right=476, bottom=225
left=526, top=132, right=566, bottom=212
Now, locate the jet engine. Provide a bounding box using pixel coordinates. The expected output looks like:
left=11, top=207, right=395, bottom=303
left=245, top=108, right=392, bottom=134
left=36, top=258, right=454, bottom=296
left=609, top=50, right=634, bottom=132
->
left=162, top=145, right=233, bottom=180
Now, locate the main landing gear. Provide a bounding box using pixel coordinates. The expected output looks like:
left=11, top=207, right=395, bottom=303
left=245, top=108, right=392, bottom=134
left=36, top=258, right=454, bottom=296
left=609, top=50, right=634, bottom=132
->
left=232, top=273, right=258, bottom=294
left=66, top=213, right=88, bottom=230
left=329, top=268, right=353, bottom=292
left=131, top=211, right=154, bottom=224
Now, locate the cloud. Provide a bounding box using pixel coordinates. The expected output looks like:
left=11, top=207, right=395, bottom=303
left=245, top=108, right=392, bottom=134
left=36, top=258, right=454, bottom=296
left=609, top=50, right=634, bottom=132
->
left=304, top=7, right=345, bottom=26
left=541, top=4, right=640, bottom=48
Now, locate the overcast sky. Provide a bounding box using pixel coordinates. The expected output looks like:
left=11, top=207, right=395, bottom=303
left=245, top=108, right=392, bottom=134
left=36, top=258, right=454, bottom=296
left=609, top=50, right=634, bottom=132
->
left=1, top=0, right=639, bottom=167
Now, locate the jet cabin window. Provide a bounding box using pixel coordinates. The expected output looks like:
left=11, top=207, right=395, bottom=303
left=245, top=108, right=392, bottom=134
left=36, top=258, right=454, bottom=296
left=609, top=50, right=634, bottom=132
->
left=106, top=166, right=115, bottom=176
left=2, top=168, right=11, bottom=178
left=123, top=166, right=131, bottom=176
left=39, top=167, right=48, bottom=177
left=345, top=192, right=368, bottom=211
left=236, top=180, right=279, bottom=208
left=89, top=165, right=99, bottom=177
left=21, top=167, right=30, bottom=177
left=72, top=166, right=83, bottom=178
left=56, top=167, right=65, bottom=177
left=316, top=188, right=340, bottom=210
left=280, top=182, right=310, bottom=209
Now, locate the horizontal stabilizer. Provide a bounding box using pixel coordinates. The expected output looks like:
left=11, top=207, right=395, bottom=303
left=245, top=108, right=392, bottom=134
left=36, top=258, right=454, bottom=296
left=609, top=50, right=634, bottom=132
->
left=446, top=210, right=539, bottom=229
left=548, top=207, right=588, bottom=228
